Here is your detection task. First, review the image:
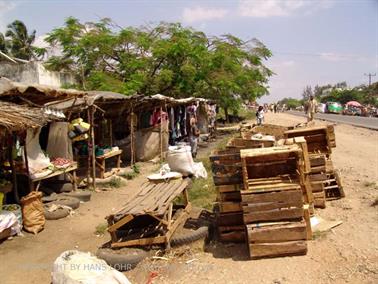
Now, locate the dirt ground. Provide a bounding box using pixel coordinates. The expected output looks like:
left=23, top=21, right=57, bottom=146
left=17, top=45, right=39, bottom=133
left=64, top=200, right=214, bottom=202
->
left=1, top=112, right=377, bottom=284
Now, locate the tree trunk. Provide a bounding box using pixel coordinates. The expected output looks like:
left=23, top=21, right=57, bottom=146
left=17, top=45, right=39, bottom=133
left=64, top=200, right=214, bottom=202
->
left=224, top=107, right=229, bottom=123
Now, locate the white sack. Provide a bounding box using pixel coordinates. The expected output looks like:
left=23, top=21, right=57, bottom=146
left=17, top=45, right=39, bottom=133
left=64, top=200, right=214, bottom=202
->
left=167, top=146, right=195, bottom=176
left=52, top=250, right=131, bottom=284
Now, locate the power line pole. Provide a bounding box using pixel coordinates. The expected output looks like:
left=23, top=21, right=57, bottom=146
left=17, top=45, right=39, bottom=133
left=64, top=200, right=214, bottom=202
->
left=364, top=73, right=376, bottom=86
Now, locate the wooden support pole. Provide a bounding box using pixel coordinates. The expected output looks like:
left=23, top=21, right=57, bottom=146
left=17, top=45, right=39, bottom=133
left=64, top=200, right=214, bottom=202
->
left=109, top=119, right=113, bottom=147
left=8, top=134, right=19, bottom=203
left=86, top=108, right=91, bottom=187
left=130, top=107, right=135, bottom=165
left=23, top=134, right=33, bottom=192
left=90, top=106, right=96, bottom=190
left=160, top=105, right=163, bottom=162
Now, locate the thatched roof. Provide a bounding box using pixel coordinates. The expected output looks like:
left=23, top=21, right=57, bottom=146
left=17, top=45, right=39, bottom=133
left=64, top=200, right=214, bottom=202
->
left=0, top=101, right=57, bottom=133
left=0, top=77, right=86, bottom=106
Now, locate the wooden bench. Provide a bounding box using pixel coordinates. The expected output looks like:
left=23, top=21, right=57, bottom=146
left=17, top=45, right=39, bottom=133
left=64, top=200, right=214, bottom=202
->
left=95, top=149, right=122, bottom=179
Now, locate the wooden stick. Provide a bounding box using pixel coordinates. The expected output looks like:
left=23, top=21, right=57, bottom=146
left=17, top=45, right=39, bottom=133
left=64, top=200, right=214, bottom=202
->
left=90, top=106, right=96, bottom=191
left=160, top=106, right=163, bottom=162
left=130, top=107, right=135, bottom=165
left=86, top=108, right=91, bottom=187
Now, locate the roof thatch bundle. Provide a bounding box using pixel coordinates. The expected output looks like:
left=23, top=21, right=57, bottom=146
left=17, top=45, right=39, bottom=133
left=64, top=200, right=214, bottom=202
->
left=0, top=77, right=86, bottom=106
left=0, top=101, right=54, bottom=133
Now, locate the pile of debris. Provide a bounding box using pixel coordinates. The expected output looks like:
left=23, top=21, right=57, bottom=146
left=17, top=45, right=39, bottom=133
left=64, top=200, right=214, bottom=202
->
left=210, top=123, right=344, bottom=259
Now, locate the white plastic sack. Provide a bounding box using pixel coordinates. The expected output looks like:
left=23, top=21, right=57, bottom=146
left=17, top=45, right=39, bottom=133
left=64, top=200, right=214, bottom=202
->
left=167, top=146, right=195, bottom=176
left=192, top=162, right=208, bottom=179
left=0, top=210, right=21, bottom=236
left=52, top=250, right=131, bottom=284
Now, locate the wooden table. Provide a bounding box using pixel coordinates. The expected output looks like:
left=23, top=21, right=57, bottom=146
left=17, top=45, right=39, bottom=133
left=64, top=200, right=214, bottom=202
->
left=95, top=149, right=123, bottom=179
left=31, top=162, right=78, bottom=191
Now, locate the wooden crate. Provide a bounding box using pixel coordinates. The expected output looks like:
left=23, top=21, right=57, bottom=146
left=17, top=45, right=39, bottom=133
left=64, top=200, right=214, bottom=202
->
left=210, top=149, right=242, bottom=186
left=217, top=212, right=244, bottom=226
left=242, top=124, right=289, bottom=140
left=284, top=126, right=332, bottom=155
left=249, top=240, right=307, bottom=259
left=247, top=220, right=308, bottom=259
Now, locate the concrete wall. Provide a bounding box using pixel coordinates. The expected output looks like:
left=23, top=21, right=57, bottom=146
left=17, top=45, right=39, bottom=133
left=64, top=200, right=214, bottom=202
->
left=0, top=61, right=75, bottom=87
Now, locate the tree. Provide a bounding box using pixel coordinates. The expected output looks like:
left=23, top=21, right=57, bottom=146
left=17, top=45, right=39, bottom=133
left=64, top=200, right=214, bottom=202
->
left=44, top=18, right=273, bottom=119
left=5, top=20, right=45, bottom=60
left=278, top=97, right=302, bottom=109
left=302, top=85, right=313, bottom=100
left=0, top=33, right=6, bottom=53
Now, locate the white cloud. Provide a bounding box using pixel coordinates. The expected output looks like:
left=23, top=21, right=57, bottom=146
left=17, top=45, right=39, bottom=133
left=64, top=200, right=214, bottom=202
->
left=0, top=0, right=18, bottom=33
left=182, top=6, right=228, bottom=23
left=238, top=0, right=334, bottom=18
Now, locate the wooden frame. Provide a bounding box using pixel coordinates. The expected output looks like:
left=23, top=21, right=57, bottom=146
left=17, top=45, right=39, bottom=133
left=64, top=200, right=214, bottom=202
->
left=107, top=180, right=191, bottom=249
left=95, top=149, right=123, bottom=179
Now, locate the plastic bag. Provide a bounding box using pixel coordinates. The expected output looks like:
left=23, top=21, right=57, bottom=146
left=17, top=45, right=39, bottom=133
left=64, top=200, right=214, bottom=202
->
left=20, top=191, right=45, bottom=234
left=192, top=162, right=208, bottom=179
left=52, top=250, right=131, bottom=284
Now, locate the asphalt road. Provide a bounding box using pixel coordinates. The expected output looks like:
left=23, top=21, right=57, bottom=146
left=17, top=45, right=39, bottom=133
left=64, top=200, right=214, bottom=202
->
left=287, top=111, right=378, bottom=130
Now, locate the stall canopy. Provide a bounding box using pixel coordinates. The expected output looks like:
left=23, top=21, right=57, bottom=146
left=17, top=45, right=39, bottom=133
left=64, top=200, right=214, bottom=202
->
left=345, top=101, right=362, bottom=107
left=0, top=101, right=58, bottom=133
left=0, top=77, right=86, bottom=106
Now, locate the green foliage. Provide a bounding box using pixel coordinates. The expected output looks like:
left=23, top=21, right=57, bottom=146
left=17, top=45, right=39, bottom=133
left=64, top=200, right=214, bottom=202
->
left=278, top=97, right=303, bottom=109
left=44, top=18, right=273, bottom=113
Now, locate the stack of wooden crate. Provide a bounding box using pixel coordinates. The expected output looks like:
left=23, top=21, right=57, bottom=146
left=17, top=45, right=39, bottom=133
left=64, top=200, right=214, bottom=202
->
left=240, top=145, right=312, bottom=259
left=284, top=125, right=344, bottom=206
left=210, top=149, right=245, bottom=242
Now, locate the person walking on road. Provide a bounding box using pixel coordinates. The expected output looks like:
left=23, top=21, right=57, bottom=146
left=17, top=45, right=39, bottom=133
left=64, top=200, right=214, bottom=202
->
left=256, top=105, right=264, bottom=125
left=306, top=95, right=317, bottom=122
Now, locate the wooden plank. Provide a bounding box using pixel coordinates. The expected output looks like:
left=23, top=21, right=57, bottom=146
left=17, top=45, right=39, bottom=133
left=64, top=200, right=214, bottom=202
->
left=218, top=191, right=241, bottom=202
left=108, top=215, right=134, bottom=232
left=219, top=230, right=245, bottom=242
left=216, top=184, right=242, bottom=193
left=303, top=205, right=312, bottom=240
left=242, top=200, right=302, bottom=212
left=218, top=225, right=245, bottom=232
left=334, top=171, right=345, bottom=198
left=247, top=220, right=307, bottom=243
left=111, top=235, right=166, bottom=248
left=217, top=212, right=244, bottom=226
left=219, top=202, right=242, bottom=213
left=240, top=145, right=301, bottom=158
left=309, top=155, right=326, bottom=167
left=241, top=190, right=303, bottom=204
left=314, top=198, right=326, bottom=208
left=243, top=207, right=304, bottom=224
left=294, top=137, right=311, bottom=174
left=310, top=181, right=325, bottom=193
left=249, top=240, right=307, bottom=259
left=310, top=173, right=327, bottom=181
left=247, top=182, right=301, bottom=193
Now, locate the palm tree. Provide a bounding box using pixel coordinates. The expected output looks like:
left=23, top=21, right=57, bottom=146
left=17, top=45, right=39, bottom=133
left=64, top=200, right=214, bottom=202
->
left=5, top=20, right=37, bottom=60
left=0, top=32, right=6, bottom=52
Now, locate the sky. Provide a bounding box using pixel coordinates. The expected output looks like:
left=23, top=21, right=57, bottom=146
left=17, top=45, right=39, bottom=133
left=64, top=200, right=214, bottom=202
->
left=0, top=0, right=377, bottom=103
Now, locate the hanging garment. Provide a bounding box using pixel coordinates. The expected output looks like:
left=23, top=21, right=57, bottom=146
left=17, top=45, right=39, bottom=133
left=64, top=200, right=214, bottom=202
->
left=25, top=128, right=51, bottom=174
left=47, top=122, right=73, bottom=160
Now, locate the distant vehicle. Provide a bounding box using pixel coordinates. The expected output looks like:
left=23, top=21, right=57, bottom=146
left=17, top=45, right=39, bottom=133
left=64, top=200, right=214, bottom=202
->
left=326, top=102, right=343, bottom=114
left=317, top=103, right=326, bottom=113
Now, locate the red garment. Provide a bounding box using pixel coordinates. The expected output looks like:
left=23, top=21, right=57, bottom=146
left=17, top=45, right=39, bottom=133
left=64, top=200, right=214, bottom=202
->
left=150, top=109, right=168, bottom=126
